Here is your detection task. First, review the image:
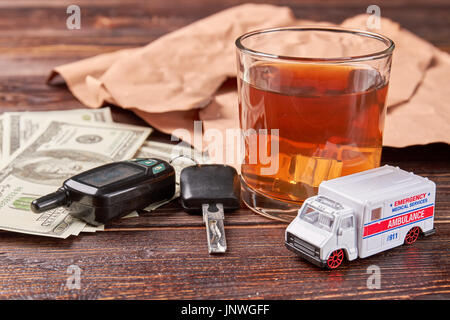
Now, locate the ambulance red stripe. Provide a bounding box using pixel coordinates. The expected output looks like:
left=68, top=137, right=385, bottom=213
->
left=363, top=206, right=434, bottom=238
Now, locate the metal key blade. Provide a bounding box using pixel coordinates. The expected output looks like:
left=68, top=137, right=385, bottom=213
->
left=202, top=203, right=227, bottom=254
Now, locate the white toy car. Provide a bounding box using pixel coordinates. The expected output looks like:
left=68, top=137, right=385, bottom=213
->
left=285, top=165, right=436, bottom=269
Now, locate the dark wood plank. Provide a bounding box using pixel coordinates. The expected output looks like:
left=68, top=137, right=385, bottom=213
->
left=0, top=0, right=449, bottom=52
left=0, top=222, right=448, bottom=299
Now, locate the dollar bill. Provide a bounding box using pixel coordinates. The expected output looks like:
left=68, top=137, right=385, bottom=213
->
left=1, top=107, right=113, bottom=163
left=81, top=212, right=138, bottom=233
left=81, top=224, right=105, bottom=233
left=0, top=120, right=151, bottom=238
left=0, top=115, right=3, bottom=164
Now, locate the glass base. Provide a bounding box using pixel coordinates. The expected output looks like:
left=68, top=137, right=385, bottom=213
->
left=240, top=178, right=303, bottom=223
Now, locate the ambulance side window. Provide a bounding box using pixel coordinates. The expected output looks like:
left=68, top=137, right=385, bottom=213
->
left=371, top=207, right=382, bottom=221
left=341, top=216, right=354, bottom=229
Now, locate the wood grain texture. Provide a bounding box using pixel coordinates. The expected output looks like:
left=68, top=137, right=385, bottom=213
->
left=0, top=0, right=449, bottom=300
left=0, top=223, right=448, bottom=299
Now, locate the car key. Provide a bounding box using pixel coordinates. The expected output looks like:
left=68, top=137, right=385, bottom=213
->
left=180, top=164, right=240, bottom=254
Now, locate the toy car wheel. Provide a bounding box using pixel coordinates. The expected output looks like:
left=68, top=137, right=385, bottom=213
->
left=404, top=226, right=420, bottom=245
left=327, top=249, right=344, bottom=269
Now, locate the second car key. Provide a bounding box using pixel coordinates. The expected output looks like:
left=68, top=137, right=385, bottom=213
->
left=180, top=164, right=240, bottom=254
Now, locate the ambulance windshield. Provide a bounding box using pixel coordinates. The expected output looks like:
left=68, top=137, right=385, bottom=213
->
left=299, top=205, right=335, bottom=232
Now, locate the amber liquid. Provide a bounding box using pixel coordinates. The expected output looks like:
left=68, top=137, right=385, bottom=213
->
left=239, top=63, right=388, bottom=203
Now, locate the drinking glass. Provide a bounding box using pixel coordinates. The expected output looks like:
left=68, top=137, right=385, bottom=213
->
left=235, top=27, right=395, bottom=222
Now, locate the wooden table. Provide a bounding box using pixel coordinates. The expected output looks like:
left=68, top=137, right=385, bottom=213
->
left=0, top=0, right=449, bottom=300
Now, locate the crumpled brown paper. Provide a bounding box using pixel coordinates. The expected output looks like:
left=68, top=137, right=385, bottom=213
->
left=49, top=4, right=294, bottom=110
left=339, top=15, right=450, bottom=147
left=383, top=49, right=450, bottom=147
left=48, top=3, right=450, bottom=158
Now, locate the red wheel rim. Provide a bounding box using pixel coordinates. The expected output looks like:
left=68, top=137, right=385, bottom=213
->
left=405, top=227, right=420, bottom=245
left=327, top=249, right=344, bottom=269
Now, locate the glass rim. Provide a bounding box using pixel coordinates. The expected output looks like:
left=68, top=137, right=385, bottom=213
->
left=235, top=26, right=395, bottom=63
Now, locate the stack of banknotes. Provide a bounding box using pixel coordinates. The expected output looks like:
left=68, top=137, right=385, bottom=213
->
left=0, top=108, right=206, bottom=238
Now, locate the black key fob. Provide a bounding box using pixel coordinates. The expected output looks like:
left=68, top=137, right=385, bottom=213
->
left=31, top=158, right=176, bottom=226
left=180, top=164, right=240, bottom=213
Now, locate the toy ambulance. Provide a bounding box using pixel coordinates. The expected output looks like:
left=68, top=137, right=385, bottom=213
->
left=285, top=165, right=436, bottom=269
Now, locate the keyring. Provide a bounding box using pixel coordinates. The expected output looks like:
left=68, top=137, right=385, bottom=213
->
left=169, top=154, right=199, bottom=165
